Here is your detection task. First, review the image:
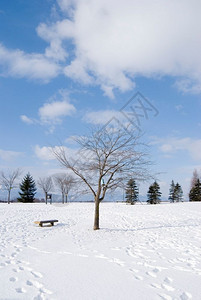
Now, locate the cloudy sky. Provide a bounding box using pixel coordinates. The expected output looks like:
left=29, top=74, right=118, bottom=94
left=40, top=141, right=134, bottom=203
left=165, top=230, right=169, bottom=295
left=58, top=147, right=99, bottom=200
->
left=0, top=0, right=200, bottom=200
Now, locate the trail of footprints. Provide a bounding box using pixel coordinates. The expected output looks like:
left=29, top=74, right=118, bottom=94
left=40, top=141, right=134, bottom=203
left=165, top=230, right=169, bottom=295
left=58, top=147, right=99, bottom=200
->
left=55, top=243, right=193, bottom=300
left=1, top=241, right=193, bottom=300
left=78, top=244, right=193, bottom=300
left=0, top=245, right=53, bottom=299
left=1, top=208, right=199, bottom=300
left=126, top=245, right=193, bottom=300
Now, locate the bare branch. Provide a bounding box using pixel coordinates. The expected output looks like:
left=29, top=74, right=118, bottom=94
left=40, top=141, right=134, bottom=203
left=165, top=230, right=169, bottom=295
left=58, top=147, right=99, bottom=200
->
left=37, top=176, right=53, bottom=204
left=53, top=173, right=76, bottom=203
left=53, top=125, right=153, bottom=229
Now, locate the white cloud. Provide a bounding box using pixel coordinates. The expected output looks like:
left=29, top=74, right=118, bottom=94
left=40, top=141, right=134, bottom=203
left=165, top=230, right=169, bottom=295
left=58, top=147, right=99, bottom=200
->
left=152, top=136, right=201, bottom=161
left=57, top=0, right=77, bottom=12
left=37, top=19, right=74, bottom=61
left=175, top=79, right=201, bottom=94
left=175, top=105, right=183, bottom=112
left=39, top=100, right=76, bottom=124
left=51, top=0, right=201, bottom=95
left=20, top=115, right=34, bottom=124
left=160, top=144, right=174, bottom=153
left=34, top=145, right=76, bottom=161
left=101, top=85, right=115, bottom=99
left=64, top=59, right=93, bottom=84
left=0, top=44, right=60, bottom=82
left=1, top=1, right=201, bottom=95
left=19, top=90, right=76, bottom=132
left=65, top=135, right=80, bottom=144
left=84, top=110, right=124, bottom=125
left=35, top=145, right=56, bottom=161
left=0, top=149, right=22, bottom=161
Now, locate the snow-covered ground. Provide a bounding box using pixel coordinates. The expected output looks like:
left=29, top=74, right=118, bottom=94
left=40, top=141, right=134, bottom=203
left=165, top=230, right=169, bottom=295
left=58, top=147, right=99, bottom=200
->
left=0, top=202, right=201, bottom=300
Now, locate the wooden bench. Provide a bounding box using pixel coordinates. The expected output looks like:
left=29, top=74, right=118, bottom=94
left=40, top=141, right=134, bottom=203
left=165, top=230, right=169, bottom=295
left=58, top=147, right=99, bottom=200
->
left=34, top=220, right=58, bottom=227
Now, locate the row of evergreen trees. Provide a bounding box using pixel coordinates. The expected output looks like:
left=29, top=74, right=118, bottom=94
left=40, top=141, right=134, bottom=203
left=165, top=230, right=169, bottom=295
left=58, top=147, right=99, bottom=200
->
left=125, top=179, right=183, bottom=205
left=16, top=170, right=201, bottom=204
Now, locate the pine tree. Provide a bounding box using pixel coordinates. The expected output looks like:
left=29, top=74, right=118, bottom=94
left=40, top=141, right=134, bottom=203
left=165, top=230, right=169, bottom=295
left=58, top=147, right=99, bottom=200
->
left=189, top=179, right=201, bottom=201
left=174, top=183, right=183, bottom=202
left=169, top=181, right=183, bottom=202
left=125, top=179, right=139, bottom=205
left=169, top=180, right=176, bottom=202
left=18, top=173, right=37, bottom=203
left=147, top=181, right=161, bottom=204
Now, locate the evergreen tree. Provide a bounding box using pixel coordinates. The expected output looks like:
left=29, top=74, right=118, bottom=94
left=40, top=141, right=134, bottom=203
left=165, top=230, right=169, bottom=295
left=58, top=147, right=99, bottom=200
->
left=18, top=173, right=37, bottom=203
left=147, top=181, right=161, bottom=204
left=125, top=179, right=139, bottom=205
left=169, top=180, right=176, bottom=202
left=174, top=183, right=183, bottom=202
left=169, top=180, right=183, bottom=202
left=189, top=179, right=201, bottom=201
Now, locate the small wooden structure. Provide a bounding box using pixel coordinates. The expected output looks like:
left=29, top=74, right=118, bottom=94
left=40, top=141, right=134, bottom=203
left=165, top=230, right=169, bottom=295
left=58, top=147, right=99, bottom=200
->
left=34, top=220, right=58, bottom=227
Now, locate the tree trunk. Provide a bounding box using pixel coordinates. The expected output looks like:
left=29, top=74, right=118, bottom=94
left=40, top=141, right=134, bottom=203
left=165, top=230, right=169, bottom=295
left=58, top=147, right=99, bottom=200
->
left=45, top=192, right=47, bottom=205
left=8, top=189, right=11, bottom=204
left=93, top=199, right=100, bottom=230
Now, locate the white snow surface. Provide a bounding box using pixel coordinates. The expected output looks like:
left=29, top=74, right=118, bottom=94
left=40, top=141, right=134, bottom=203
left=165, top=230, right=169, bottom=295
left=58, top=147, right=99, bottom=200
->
left=0, top=202, right=201, bottom=300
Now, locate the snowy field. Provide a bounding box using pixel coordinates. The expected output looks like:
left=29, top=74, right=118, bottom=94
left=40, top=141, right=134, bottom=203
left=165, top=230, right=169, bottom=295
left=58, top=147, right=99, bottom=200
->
left=0, top=202, right=201, bottom=300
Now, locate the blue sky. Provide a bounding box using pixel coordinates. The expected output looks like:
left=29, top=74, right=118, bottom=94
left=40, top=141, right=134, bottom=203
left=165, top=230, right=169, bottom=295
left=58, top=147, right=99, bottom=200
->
left=0, top=0, right=201, bottom=200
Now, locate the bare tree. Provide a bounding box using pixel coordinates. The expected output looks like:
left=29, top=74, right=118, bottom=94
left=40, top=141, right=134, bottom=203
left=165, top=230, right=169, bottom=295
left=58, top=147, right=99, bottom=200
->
left=37, top=176, right=53, bottom=204
left=0, top=169, right=21, bottom=204
left=53, top=126, right=152, bottom=230
left=63, top=174, right=75, bottom=203
left=54, top=174, right=75, bottom=203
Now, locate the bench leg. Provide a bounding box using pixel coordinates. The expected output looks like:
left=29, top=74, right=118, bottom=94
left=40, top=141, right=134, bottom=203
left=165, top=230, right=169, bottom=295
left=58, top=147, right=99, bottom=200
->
left=51, top=222, right=54, bottom=226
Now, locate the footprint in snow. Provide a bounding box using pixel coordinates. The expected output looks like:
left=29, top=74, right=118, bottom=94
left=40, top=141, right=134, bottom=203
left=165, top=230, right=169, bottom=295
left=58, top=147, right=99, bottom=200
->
left=26, top=280, right=43, bottom=288
left=33, top=294, right=46, bottom=300
left=16, top=287, right=27, bottom=293
left=12, top=268, right=20, bottom=273
left=31, top=271, right=43, bottom=278
left=150, top=283, right=161, bottom=289
left=146, top=271, right=157, bottom=278
left=180, top=292, right=192, bottom=300
left=158, top=293, right=173, bottom=300
left=14, top=247, right=22, bottom=252
left=129, top=268, right=139, bottom=274
left=9, top=277, right=18, bottom=282
left=152, top=267, right=161, bottom=273
left=0, top=262, right=7, bottom=267
left=134, top=275, right=143, bottom=280
left=164, top=277, right=173, bottom=284
left=39, top=287, right=53, bottom=295
left=16, top=260, right=23, bottom=264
